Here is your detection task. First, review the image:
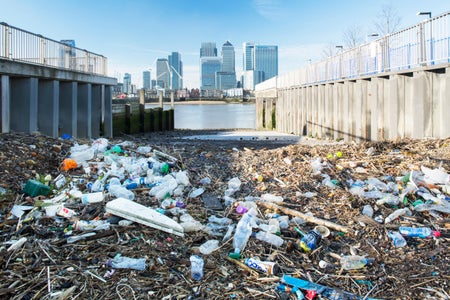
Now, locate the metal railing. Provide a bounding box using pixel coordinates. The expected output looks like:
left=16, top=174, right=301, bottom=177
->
left=257, top=11, right=450, bottom=90
left=0, top=22, right=108, bottom=76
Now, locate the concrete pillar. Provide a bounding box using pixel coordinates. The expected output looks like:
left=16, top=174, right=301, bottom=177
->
left=342, top=81, right=352, bottom=141
left=77, top=83, right=92, bottom=138
left=332, top=83, right=341, bottom=140
left=91, top=84, right=102, bottom=138
left=433, top=68, right=450, bottom=138
left=407, top=71, right=431, bottom=139
left=323, top=83, right=333, bottom=139
left=59, top=81, right=78, bottom=138
left=369, top=77, right=385, bottom=141
left=1, top=75, right=10, bottom=133
left=317, top=84, right=325, bottom=139
left=170, top=91, right=174, bottom=109
left=386, top=75, right=405, bottom=140
left=104, top=85, right=113, bottom=138
left=354, top=80, right=368, bottom=141
left=10, top=77, right=38, bottom=133
left=159, top=93, right=163, bottom=108
left=38, top=80, right=59, bottom=138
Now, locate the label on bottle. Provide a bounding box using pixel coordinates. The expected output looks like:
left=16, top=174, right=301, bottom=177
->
left=244, top=257, right=279, bottom=275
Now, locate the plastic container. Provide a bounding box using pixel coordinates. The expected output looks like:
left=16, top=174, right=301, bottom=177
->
left=190, top=255, right=204, bottom=281
left=208, top=215, right=232, bottom=226
left=106, top=254, right=146, bottom=271
left=108, top=184, right=135, bottom=200
left=232, top=208, right=257, bottom=255
left=399, top=226, right=440, bottom=238
left=74, top=220, right=110, bottom=231
left=254, top=231, right=284, bottom=247
left=299, top=229, right=322, bottom=252
left=340, top=255, right=372, bottom=270
left=23, top=179, right=51, bottom=197
left=388, top=231, right=407, bottom=247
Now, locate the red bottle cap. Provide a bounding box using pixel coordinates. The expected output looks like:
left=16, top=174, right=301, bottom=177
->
left=433, top=231, right=441, bottom=237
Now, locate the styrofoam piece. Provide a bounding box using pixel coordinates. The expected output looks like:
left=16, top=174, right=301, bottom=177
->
left=105, top=198, right=184, bottom=237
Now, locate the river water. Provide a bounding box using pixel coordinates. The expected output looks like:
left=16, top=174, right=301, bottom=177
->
left=146, top=103, right=256, bottom=129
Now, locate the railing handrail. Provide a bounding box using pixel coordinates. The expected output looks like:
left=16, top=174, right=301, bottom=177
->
left=256, top=10, right=450, bottom=91
left=0, top=21, right=108, bottom=76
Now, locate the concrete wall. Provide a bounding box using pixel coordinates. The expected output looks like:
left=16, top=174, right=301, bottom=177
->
left=0, top=59, right=116, bottom=138
left=255, top=65, right=450, bottom=141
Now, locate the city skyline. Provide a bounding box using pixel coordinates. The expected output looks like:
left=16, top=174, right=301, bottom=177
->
left=1, top=0, right=449, bottom=89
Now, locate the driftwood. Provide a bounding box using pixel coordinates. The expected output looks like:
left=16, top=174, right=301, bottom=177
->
left=257, top=201, right=353, bottom=234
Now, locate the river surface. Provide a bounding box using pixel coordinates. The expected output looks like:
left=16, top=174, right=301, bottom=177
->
left=146, top=103, right=256, bottom=129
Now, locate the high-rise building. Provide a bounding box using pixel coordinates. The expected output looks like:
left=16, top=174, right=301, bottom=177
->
left=156, top=58, right=170, bottom=89
left=200, top=57, right=221, bottom=91
left=123, top=73, right=131, bottom=94
left=200, top=42, right=217, bottom=57
left=217, top=41, right=237, bottom=90
left=242, top=42, right=278, bottom=90
left=143, top=70, right=151, bottom=90
left=168, top=52, right=183, bottom=90
left=222, top=41, right=235, bottom=72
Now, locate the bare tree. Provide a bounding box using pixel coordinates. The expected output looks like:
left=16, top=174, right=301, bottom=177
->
left=321, top=42, right=338, bottom=59
left=342, top=25, right=365, bottom=48
left=373, top=4, right=402, bottom=35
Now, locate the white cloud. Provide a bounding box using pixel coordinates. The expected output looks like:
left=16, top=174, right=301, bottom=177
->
left=252, top=0, right=284, bottom=20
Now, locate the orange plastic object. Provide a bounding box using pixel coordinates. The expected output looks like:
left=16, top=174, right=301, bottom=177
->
left=61, top=158, right=78, bottom=171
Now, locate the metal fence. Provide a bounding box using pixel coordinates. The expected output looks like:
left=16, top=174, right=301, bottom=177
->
left=0, top=22, right=107, bottom=76
left=258, top=11, right=450, bottom=90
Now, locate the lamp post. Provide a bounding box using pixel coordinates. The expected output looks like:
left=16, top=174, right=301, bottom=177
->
left=366, top=33, right=379, bottom=43
left=336, top=46, right=343, bottom=79
left=416, top=12, right=432, bottom=65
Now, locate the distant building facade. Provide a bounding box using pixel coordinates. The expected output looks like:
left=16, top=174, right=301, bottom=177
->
left=219, top=41, right=236, bottom=90
left=200, top=56, right=221, bottom=91
left=156, top=58, right=170, bottom=89
left=242, top=42, right=278, bottom=90
left=123, top=73, right=131, bottom=94
left=169, top=52, right=183, bottom=90
left=143, top=70, right=151, bottom=90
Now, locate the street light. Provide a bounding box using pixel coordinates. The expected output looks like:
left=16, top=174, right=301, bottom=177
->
left=416, top=12, right=433, bottom=65
left=416, top=11, right=431, bottom=18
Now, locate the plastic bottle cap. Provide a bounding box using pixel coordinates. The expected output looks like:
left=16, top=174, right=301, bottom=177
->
left=433, top=231, right=441, bottom=237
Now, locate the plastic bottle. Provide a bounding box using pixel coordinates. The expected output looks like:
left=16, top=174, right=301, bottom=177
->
left=299, top=229, right=322, bottom=252
left=74, top=220, right=110, bottom=231
left=208, top=215, right=232, bottom=226
left=399, top=226, right=441, bottom=238
left=254, top=231, right=284, bottom=247
left=108, top=184, right=135, bottom=200
left=260, top=193, right=284, bottom=202
left=384, top=208, right=411, bottom=223
left=340, top=255, right=372, bottom=270
left=190, top=255, right=204, bottom=281
left=81, top=192, right=105, bottom=204
left=376, top=194, right=400, bottom=206
left=388, top=231, right=407, bottom=247
left=232, top=208, right=257, bottom=255
left=106, top=254, right=146, bottom=271
left=199, top=239, right=220, bottom=255
left=362, top=204, right=374, bottom=218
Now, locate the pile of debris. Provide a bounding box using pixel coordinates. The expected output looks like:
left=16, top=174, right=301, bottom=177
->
left=0, top=132, right=448, bottom=300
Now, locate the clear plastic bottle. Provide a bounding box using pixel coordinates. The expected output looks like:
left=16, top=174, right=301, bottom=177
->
left=254, top=231, right=284, bottom=247
left=208, top=215, right=232, bottom=226
left=340, top=255, right=372, bottom=270
left=108, top=184, right=135, bottom=200
left=384, top=208, right=411, bottom=223
left=199, top=239, right=220, bottom=255
left=232, top=208, right=257, bottom=255
left=399, top=226, right=440, bottom=238
left=190, top=255, right=204, bottom=281
left=388, top=231, right=407, bottom=247
left=106, top=254, right=146, bottom=271
left=362, top=204, right=374, bottom=218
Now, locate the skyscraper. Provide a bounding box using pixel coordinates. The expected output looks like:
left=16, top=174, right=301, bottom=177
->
left=156, top=58, right=170, bottom=89
left=123, top=73, right=131, bottom=94
left=168, top=52, right=183, bottom=90
left=242, top=42, right=278, bottom=90
left=222, top=41, right=235, bottom=72
left=143, top=70, right=151, bottom=90
left=200, top=42, right=217, bottom=57
left=200, top=57, right=221, bottom=91
left=200, top=42, right=221, bottom=92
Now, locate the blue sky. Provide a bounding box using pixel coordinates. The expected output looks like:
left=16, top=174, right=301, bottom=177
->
left=1, top=0, right=449, bottom=89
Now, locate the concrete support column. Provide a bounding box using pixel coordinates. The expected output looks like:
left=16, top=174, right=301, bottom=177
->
left=91, top=84, right=102, bottom=138
left=77, top=83, right=92, bottom=138
left=386, top=75, right=405, bottom=140
left=59, top=82, right=78, bottom=138
left=323, top=84, right=332, bottom=139
left=104, top=85, right=113, bottom=138
left=316, top=85, right=325, bottom=139
left=332, top=83, right=341, bottom=140
left=1, top=75, right=10, bottom=133
left=406, top=71, right=432, bottom=139
left=433, top=67, right=450, bottom=138
left=38, top=80, right=59, bottom=138
left=369, top=77, right=386, bottom=141
left=342, top=81, right=352, bottom=141
left=354, top=80, right=368, bottom=141
left=10, top=77, right=38, bottom=133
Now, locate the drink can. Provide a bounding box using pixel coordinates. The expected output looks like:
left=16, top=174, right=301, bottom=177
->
left=244, top=257, right=279, bottom=275
left=299, top=230, right=322, bottom=252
